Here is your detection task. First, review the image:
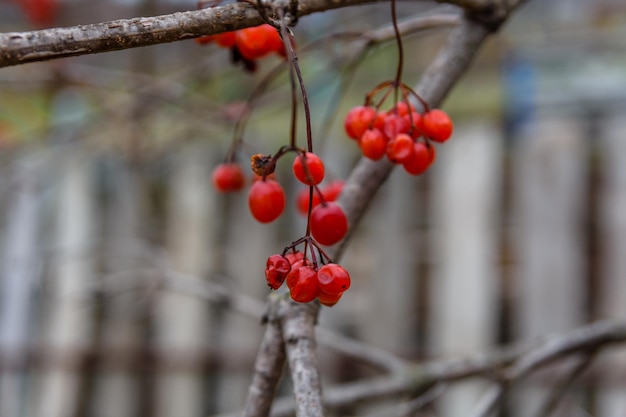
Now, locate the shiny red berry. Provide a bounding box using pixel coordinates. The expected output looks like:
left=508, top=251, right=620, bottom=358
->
left=235, top=25, right=274, bottom=61
left=383, top=113, right=410, bottom=140
left=215, top=31, right=236, bottom=47
left=212, top=163, right=245, bottom=192
left=318, top=291, right=343, bottom=307
left=386, top=133, right=415, bottom=164
left=248, top=179, right=286, bottom=223
left=403, top=141, right=432, bottom=175
left=296, top=187, right=321, bottom=215
left=265, top=254, right=291, bottom=290
left=344, top=106, right=378, bottom=140
left=285, top=251, right=305, bottom=265
left=316, top=264, right=351, bottom=295
left=322, top=180, right=344, bottom=202
left=360, top=128, right=388, bottom=161
left=310, top=202, right=348, bottom=246
left=422, top=109, right=453, bottom=142
left=293, top=152, right=325, bottom=186
left=393, top=101, right=416, bottom=117
left=286, top=265, right=319, bottom=303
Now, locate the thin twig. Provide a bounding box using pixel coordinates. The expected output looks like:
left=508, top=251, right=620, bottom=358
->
left=535, top=350, right=599, bottom=417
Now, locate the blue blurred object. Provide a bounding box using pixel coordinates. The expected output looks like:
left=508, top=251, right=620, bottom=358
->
left=501, top=50, right=536, bottom=140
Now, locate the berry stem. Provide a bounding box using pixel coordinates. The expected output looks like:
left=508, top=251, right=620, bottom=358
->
left=279, top=13, right=313, bottom=154
left=288, top=52, right=298, bottom=148
left=391, top=0, right=403, bottom=100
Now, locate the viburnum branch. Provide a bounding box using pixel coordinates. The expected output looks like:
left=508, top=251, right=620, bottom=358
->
left=0, top=0, right=381, bottom=68
left=265, top=318, right=626, bottom=417
left=534, top=350, right=599, bottom=417
left=279, top=298, right=325, bottom=417
left=242, top=296, right=287, bottom=417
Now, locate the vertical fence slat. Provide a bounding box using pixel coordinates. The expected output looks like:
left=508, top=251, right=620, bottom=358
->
left=355, top=166, right=420, bottom=356
left=215, top=188, right=275, bottom=413
left=155, top=147, right=213, bottom=417
left=0, top=163, right=41, bottom=417
left=429, top=121, right=502, bottom=416
left=597, top=111, right=626, bottom=417
left=35, top=155, right=95, bottom=417
left=512, top=115, right=587, bottom=417
left=92, top=159, right=144, bottom=417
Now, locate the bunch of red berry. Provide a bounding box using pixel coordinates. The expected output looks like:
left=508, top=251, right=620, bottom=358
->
left=344, top=84, right=453, bottom=176
left=195, top=24, right=286, bottom=72
left=265, top=248, right=350, bottom=306
left=212, top=150, right=349, bottom=246
left=212, top=149, right=352, bottom=306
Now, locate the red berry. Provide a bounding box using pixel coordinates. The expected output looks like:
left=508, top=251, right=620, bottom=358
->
left=296, top=187, right=321, bottom=215
left=322, top=180, right=344, bottom=202
left=344, top=106, right=378, bottom=140
left=360, top=128, right=388, bottom=161
left=316, top=264, right=351, bottom=295
left=403, top=142, right=432, bottom=175
left=248, top=179, right=286, bottom=223
left=318, top=291, right=343, bottom=307
left=235, top=25, right=273, bottom=61
left=293, top=152, right=325, bottom=186
left=310, top=202, right=348, bottom=246
left=265, top=254, right=291, bottom=290
left=286, top=265, right=319, bottom=303
left=296, top=180, right=344, bottom=216
left=383, top=113, right=410, bottom=140
left=386, top=133, right=415, bottom=164
left=422, top=109, right=453, bottom=142
left=405, top=111, right=424, bottom=138
left=215, top=31, right=236, bottom=47
left=285, top=251, right=305, bottom=265
left=393, top=101, right=416, bottom=117
left=260, top=24, right=284, bottom=56
left=212, top=163, right=245, bottom=192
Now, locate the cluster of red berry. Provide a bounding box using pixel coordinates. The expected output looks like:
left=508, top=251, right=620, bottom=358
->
left=195, top=24, right=286, bottom=71
left=265, top=250, right=350, bottom=306
left=212, top=148, right=352, bottom=305
left=344, top=99, right=453, bottom=176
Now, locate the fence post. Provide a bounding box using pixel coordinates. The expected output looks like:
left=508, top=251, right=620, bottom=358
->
left=35, top=154, right=95, bottom=417
left=0, top=161, right=42, bottom=417
left=92, top=157, right=146, bottom=417
left=597, top=111, right=626, bottom=417
left=154, top=146, right=214, bottom=417
left=512, top=115, right=587, bottom=417
left=429, top=120, right=502, bottom=416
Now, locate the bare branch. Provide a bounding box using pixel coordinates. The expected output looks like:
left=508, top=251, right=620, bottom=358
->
left=271, top=319, right=626, bottom=415
left=0, top=0, right=382, bottom=68
left=242, top=297, right=287, bottom=417
left=280, top=299, right=324, bottom=417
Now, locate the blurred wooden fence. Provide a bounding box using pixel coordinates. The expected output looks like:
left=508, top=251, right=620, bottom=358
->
left=0, top=110, right=625, bottom=417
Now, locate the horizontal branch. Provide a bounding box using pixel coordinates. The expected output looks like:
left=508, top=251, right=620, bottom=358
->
left=267, top=318, right=626, bottom=416
left=0, top=0, right=381, bottom=68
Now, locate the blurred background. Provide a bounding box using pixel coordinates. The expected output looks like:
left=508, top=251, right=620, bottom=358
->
left=1, top=0, right=626, bottom=416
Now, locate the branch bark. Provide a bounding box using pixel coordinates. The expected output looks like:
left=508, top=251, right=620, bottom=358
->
left=0, top=0, right=383, bottom=68
left=279, top=300, right=324, bottom=417
left=242, top=297, right=287, bottom=417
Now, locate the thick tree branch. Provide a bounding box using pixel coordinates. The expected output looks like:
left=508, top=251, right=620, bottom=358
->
left=269, top=318, right=626, bottom=416
left=242, top=296, right=287, bottom=417
left=280, top=299, right=324, bottom=417
left=0, top=0, right=382, bottom=68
